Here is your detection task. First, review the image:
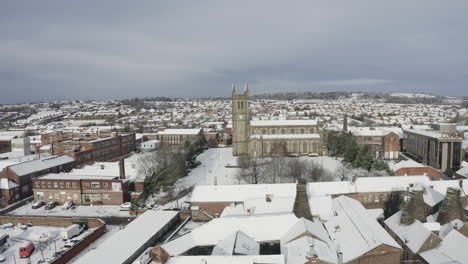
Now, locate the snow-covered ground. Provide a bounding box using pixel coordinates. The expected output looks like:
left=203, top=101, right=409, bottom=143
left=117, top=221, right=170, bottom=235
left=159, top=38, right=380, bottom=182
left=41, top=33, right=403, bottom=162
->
left=161, top=148, right=344, bottom=209
left=0, top=224, right=95, bottom=264
left=174, top=148, right=241, bottom=189
left=174, top=148, right=343, bottom=189
left=7, top=203, right=131, bottom=218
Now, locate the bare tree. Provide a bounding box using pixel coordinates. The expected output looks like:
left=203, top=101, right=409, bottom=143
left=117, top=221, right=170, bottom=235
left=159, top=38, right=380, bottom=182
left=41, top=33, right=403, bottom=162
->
left=336, top=162, right=351, bottom=181
left=264, top=156, right=287, bottom=183
left=304, top=160, right=331, bottom=182
left=286, top=158, right=307, bottom=182
left=237, top=156, right=266, bottom=184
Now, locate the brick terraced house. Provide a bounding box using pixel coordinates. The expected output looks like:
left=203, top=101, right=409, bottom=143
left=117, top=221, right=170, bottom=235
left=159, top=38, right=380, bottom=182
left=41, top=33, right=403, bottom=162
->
left=32, top=173, right=129, bottom=205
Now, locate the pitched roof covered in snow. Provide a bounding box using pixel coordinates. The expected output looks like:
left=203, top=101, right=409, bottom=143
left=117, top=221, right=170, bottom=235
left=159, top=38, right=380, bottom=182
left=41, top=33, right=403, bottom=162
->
left=159, top=128, right=201, bottom=135
left=250, top=119, right=318, bottom=127
left=419, top=230, right=468, bottom=264
left=211, top=230, right=259, bottom=256
left=307, top=176, right=431, bottom=197
left=161, top=214, right=298, bottom=256
left=325, top=196, right=401, bottom=263
left=190, top=184, right=296, bottom=203
left=250, top=134, right=320, bottom=140
left=0, top=178, right=18, bottom=189
left=166, top=255, right=285, bottom=264
left=384, top=211, right=440, bottom=254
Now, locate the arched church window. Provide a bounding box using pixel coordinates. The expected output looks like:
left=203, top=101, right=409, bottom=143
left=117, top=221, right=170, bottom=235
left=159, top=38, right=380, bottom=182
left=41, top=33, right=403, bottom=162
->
left=291, top=129, right=295, bottom=134
left=293, top=142, right=298, bottom=153
left=303, top=142, right=307, bottom=153
left=272, top=129, right=276, bottom=134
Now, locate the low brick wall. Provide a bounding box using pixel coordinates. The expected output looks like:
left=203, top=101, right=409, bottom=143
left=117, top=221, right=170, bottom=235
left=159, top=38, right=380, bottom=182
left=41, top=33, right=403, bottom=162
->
left=0, top=216, right=104, bottom=228
left=52, top=223, right=106, bottom=264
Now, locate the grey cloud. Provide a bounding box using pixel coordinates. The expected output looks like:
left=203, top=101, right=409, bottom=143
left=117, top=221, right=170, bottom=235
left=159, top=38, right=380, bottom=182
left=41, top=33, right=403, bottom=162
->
left=0, top=0, right=467, bottom=104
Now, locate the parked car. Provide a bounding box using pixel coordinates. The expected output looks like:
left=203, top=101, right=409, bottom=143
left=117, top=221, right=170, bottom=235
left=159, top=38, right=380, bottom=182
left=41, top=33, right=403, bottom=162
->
left=62, top=201, right=74, bottom=210
left=19, top=241, right=35, bottom=258
left=0, top=223, right=14, bottom=230
left=45, top=202, right=58, bottom=210
left=32, top=201, right=45, bottom=209
left=119, top=202, right=132, bottom=211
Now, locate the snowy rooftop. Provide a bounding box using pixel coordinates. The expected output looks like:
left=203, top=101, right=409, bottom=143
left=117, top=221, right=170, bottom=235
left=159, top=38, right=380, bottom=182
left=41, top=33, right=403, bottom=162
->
left=0, top=178, right=18, bottom=189
left=250, top=134, right=320, bottom=140
left=404, top=129, right=463, bottom=139
left=307, top=176, right=431, bottom=197
left=159, top=128, right=201, bottom=135
left=67, top=154, right=141, bottom=180
left=75, top=210, right=178, bottom=264
left=250, top=119, right=318, bottom=127
left=325, top=196, right=401, bottom=263
left=165, top=255, right=285, bottom=264
left=388, top=159, right=428, bottom=171
left=8, top=155, right=74, bottom=176
left=384, top=211, right=434, bottom=253
left=456, top=165, right=468, bottom=178
left=419, top=230, right=468, bottom=264
left=39, top=173, right=118, bottom=181
left=350, top=128, right=391, bottom=137
left=161, top=214, right=298, bottom=256
left=190, top=184, right=296, bottom=203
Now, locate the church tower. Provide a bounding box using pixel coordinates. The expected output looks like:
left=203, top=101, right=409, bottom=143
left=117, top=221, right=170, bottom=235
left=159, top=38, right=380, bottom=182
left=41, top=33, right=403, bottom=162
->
left=232, top=83, right=250, bottom=156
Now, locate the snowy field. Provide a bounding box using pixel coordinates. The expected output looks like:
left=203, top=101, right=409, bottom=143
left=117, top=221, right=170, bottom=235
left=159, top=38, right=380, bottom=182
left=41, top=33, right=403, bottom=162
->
left=174, top=148, right=241, bottom=189
left=174, top=147, right=343, bottom=189
left=7, top=203, right=131, bottom=218
left=0, top=224, right=95, bottom=264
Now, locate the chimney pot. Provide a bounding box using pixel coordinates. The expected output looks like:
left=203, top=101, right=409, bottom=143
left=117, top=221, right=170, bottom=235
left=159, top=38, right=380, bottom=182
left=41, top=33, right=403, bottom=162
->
left=338, top=252, right=343, bottom=264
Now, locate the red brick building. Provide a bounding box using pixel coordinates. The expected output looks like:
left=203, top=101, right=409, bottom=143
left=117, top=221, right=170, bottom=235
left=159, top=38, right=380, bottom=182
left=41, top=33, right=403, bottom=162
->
left=43, top=132, right=136, bottom=167
left=391, top=159, right=442, bottom=180
left=351, top=129, right=400, bottom=159
left=0, top=155, right=75, bottom=204
left=32, top=173, right=129, bottom=205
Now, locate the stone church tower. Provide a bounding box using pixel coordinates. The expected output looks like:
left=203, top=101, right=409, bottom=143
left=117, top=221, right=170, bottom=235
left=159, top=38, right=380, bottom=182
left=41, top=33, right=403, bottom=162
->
left=232, top=83, right=250, bottom=156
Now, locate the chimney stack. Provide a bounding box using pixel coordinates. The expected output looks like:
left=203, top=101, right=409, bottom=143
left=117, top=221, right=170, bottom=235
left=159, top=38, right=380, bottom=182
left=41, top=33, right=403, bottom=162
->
left=119, top=158, right=126, bottom=179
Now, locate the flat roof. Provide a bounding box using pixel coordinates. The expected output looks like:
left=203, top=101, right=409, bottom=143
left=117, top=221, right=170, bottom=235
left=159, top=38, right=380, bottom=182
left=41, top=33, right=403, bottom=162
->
left=38, top=173, right=118, bottom=180
left=76, top=210, right=178, bottom=264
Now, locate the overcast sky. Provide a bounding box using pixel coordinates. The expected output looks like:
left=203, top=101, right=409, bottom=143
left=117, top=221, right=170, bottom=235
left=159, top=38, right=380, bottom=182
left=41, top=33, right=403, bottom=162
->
left=1, top=1, right=467, bottom=104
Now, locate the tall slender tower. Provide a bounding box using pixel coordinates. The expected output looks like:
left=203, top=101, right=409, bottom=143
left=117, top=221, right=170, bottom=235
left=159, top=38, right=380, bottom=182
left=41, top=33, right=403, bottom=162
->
left=232, top=83, right=250, bottom=156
